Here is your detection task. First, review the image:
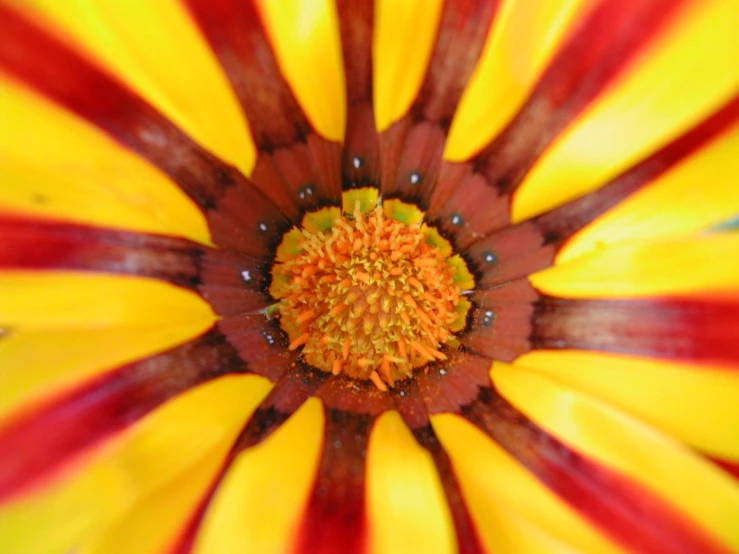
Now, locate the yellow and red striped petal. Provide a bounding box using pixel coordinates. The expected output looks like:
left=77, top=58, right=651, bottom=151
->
left=183, top=0, right=343, bottom=213
left=293, top=407, right=376, bottom=553
left=433, top=413, right=623, bottom=553
left=515, top=350, right=739, bottom=460
left=0, top=78, right=211, bottom=243
left=530, top=234, right=739, bottom=299
left=367, top=410, right=455, bottom=554
left=192, top=398, right=324, bottom=554
left=256, top=0, right=346, bottom=143
left=0, top=272, right=216, bottom=417
left=0, top=8, right=289, bottom=256
left=167, top=364, right=331, bottom=553
left=374, top=0, right=501, bottom=218
left=493, top=362, right=739, bottom=552
left=0, top=374, right=270, bottom=554
left=78, top=453, right=224, bottom=554
left=6, top=0, right=256, bottom=176
left=445, top=0, right=592, bottom=162
left=558, top=117, right=739, bottom=262
left=514, top=0, right=739, bottom=221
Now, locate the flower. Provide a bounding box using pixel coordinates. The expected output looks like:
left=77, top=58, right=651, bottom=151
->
left=0, top=0, right=738, bottom=552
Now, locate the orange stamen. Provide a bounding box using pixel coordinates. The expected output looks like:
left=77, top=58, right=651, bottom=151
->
left=398, top=339, right=407, bottom=359
left=370, top=371, right=388, bottom=392
left=288, top=332, right=310, bottom=351
left=427, top=346, right=447, bottom=361
left=330, top=304, right=348, bottom=317
left=410, top=340, right=436, bottom=362
left=415, top=307, right=432, bottom=326
left=402, top=293, right=418, bottom=309
left=408, top=277, right=424, bottom=291
left=296, top=310, right=315, bottom=324
left=343, top=337, right=351, bottom=360
left=380, top=359, right=394, bottom=386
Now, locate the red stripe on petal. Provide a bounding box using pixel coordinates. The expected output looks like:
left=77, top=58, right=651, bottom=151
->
left=416, top=350, right=492, bottom=415
left=0, top=215, right=201, bottom=288
left=294, top=408, right=373, bottom=554
left=476, top=0, right=688, bottom=192
left=411, top=425, right=485, bottom=554
left=427, top=161, right=510, bottom=249
left=197, top=251, right=273, bottom=317
left=464, top=221, right=555, bottom=286
left=465, top=387, right=730, bottom=554
left=460, top=280, right=541, bottom=362
left=379, top=118, right=447, bottom=206
left=337, top=0, right=373, bottom=106
left=167, top=472, right=225, bottom=554
left=415, top=0, right=500, bottom=128
left=216, top=315, right=299, bottom=382
left=0, top=6, right=289, bottom=256
left=707, top=457, right=739, bottom=482
left=316, top=375, right=395, bottom=415
left=336, top=1, right=381, bottom=190
left=533, top=296, right=739, bottom=368
left=0, top=328, right=243, bottom=503
left=342, top=103, right=382, bottom=190
left=394, top=381, right=486, bottom=554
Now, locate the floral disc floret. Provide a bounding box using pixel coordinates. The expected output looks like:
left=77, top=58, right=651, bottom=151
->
left=270, top=190, right=473, bottom=391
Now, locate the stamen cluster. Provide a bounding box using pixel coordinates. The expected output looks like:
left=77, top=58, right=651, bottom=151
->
left=273, top=204, right=462, bottom=390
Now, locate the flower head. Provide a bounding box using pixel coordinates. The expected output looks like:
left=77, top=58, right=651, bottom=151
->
left=0, top=0, right=738, bottom=553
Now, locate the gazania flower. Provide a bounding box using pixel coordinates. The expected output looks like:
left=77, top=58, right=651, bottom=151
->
left=1, top=0, right=738, bottom=552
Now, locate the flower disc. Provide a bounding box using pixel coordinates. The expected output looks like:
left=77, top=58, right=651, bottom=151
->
left=270, top=191, right=472, bottom=390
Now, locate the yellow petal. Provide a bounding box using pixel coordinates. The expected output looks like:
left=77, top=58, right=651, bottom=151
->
left=0, top=78, right=210, bottom=244
left=433, top=413, right=623, bottom=554
left=78, top=452, right=220, bottom=554
left=558, top=119, right=739, bottom=262
left=193, top=398, right=324, bottom=554
left=366, top=411, right=455, bottom=554
left=0, top=272, right=216, bottom=417
left=515, top=350, right=739, bottom=460
left=513, top=0, right=739, bottom=221
left=0, top=374, right=270, bottom=554
left=529, top=234, right=739, bottom=299
left=373, top=0, right=444, bottom=131
left=445, top=0, right=592, bottom=161
left=493, top=362, right=739, bottom=551
left=257, top=0, right=345, bottom=142
left=7, top=0, right=255, bottom=176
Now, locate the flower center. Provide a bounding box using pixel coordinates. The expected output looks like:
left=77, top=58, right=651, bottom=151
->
left=270, top=195, right=471, bottom=391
